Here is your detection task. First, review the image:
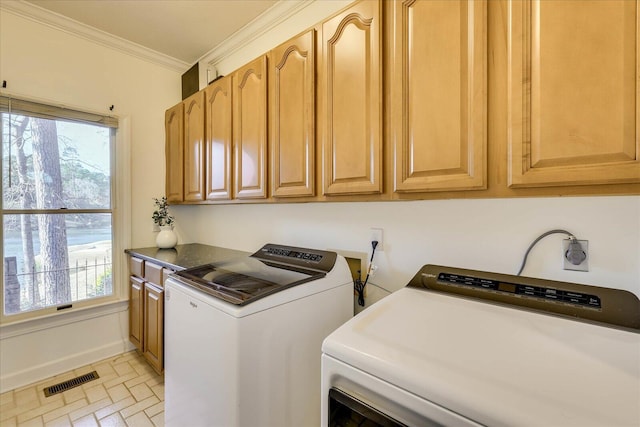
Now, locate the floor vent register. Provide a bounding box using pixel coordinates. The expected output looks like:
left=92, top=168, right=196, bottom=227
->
left=43, top=370, right=100, bottom=397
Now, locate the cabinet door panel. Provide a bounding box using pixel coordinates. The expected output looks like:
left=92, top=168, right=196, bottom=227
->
left=233, top=57, right=268, bottom=199
left=183, top=91, right=205, bottom=201
left=393, top=0, right=486, bottom=192
left=270, top=30, right=316, bottom=197
left=321, top=0, right=382, bottom=195
left=508, top=0, right=640, bottom=187
left=129, top=257, right=144, bottom=279
left=129, top=277, right=144, bottom=352
left=165, top=103, right=184, bottom=203
left=205, top=77, right=233, bottom=200
left=143, top=283, right=164, bottom=373
left=143, top=261, right=163, bottom=287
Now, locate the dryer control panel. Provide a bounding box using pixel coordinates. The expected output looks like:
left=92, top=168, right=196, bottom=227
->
left=408, top=265, right=640, bottom=332
left=437, top=272, right=602, bottom=309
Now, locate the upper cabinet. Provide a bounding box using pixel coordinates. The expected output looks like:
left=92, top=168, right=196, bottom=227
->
left=165, top=102, right=184, bottom=203
left=233, top=56, right=268, bottom=199
left=204, top=76, right=233, bottom=200
left=319, top=0, right=383, bottom=196
left=391, top=0, right=487, bottom=193
left=165, top=91, right=205, bottom=204
left=508, top=0, right=640, bottom=188
left=164, top=0, right=638, bottom=205
left=183, top=91, right=205, bottom=202
left=269, top=30, right=316, bottom=198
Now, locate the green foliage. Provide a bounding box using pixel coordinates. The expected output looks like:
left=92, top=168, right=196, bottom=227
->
left=152, top=196, right=174, bottom=226
left=96, top=267, right=113, bottom=296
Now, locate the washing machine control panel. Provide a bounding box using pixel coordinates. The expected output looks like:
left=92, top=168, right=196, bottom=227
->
left=264, top=247, right=324, bottom=262
left=252, top=244, right=338, bottom=272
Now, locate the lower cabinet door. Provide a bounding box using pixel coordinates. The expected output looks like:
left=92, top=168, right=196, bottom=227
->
left=129, top=277, right=144, bottom=352
left=143, top=283, right=164, bottom=373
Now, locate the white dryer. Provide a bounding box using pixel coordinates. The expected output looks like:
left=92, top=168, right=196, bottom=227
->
left=322, top=264, right=640, bottom=426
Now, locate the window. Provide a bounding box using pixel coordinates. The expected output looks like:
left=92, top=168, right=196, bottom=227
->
left=1, top=96, right=118, bottom=319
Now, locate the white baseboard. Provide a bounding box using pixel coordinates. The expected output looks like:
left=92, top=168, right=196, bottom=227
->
left=0, top=338, right=135, bottom=393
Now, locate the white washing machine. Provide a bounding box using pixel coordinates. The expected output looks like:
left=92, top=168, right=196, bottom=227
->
left=164, top=244, right=353, bottom=427
left=321, top=264, right=640, bottom=427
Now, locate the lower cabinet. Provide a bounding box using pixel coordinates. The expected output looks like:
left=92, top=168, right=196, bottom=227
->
left=129, top=276, right=144, bottom=351
left=128, top=257, right=170, bottom=374
left=143, top=282, right=164, bottom=373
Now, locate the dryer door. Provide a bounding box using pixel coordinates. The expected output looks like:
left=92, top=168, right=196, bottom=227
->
left=329, top=388, right=407, bottom=427
left=321, top=354, right=481, bottom=427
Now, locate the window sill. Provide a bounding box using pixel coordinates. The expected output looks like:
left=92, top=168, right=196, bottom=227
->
left=0, top=297, right=129, bottom=339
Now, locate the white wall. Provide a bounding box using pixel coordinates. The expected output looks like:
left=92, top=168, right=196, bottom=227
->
left=0, top=8, right=180, bottom=392
left=172, top=197, right=640, bottom=299
left=0, top=8, right=181, bottom=247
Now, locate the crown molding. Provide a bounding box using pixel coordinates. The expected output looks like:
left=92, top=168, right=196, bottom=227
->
left=198, top=0, right=315, bottom=68
left=0, top=0, right=190, bottom=72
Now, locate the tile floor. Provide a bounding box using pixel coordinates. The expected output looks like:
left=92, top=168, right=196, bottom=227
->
left=0, top=351, right=163, bottom=427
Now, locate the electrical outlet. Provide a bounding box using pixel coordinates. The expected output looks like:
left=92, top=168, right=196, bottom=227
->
left=370, top=227, right=384, bottom=251
left=563, top=239, right=589, bottom=272
left=369, top=264, right=378, bottom=277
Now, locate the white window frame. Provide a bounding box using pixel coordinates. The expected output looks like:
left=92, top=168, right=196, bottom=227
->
left=0, top=95, right=130, bottom=326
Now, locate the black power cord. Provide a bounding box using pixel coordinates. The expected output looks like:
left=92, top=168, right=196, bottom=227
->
left=354, top=240, right=379, bottom=306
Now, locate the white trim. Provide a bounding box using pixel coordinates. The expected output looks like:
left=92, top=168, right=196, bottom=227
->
left=0, top=89, right=118, bottom=119
left=113, top=116, right=132, bottom=301
left=0, top=299, right=128, bottom=339
left=0, top=333, right=133, bottom=393
left=197, top=0, right=315, bottom=68
left=0, top=0, right=189, bottom=72
left=1, top=0, right=330, bottom=77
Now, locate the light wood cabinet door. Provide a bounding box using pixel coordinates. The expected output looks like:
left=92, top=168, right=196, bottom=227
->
left=508, top=0, right=640, bottom=187
left=143, top=282, right=164, bottom=374
left=165, top=103, right=184, bottom=203
left=129, top=276, right=144, bottom=352
left=392, top=0, right=487, bottom=192
left=129, top=256, right=144, bottom=279
left=269, top=30, right=316, bottom=198
left=320, top=0, right=382, bottom=195
left=143, top=261, right=163, bottom=287
left=233, top=56, right=268, bottom=199
left=205, top=76, right=233, bottom=200
left=183, top=91, right=205, bottom=201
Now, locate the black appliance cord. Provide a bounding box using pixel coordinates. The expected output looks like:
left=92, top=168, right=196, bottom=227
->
left=354, top=241, right=379, bottom=307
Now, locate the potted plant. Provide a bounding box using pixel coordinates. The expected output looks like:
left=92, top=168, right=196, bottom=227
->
left=152, top=197, right=177, bottom=248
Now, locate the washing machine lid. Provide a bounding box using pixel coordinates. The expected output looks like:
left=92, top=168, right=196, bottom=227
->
left=322, top=273, right=640, bottom=427
left=172, top=243, right=337, bottom=305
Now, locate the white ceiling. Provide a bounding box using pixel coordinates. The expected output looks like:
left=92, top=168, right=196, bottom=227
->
left=23, top=0, right=279, bottom=65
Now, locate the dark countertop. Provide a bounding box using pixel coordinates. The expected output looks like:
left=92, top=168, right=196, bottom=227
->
left=125, top=243, right=249, bottom=271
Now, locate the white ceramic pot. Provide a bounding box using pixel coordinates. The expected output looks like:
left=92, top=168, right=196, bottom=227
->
left=156, top=225, right=177, bottom=249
